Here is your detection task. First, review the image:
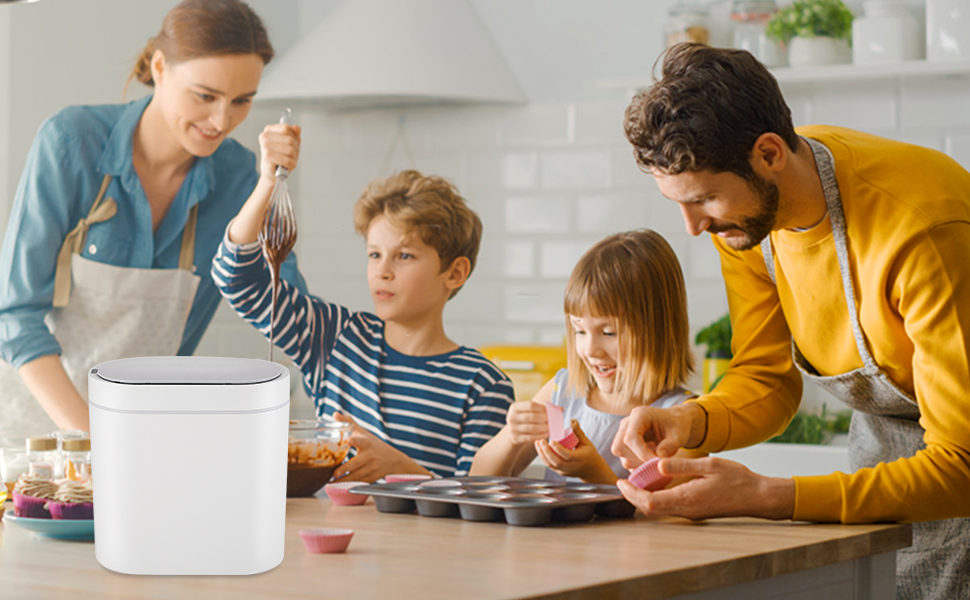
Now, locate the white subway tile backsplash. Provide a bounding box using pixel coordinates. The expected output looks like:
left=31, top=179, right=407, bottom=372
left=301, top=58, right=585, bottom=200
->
left=505, top=196, right=572, bottom=233
left=540, top=150, right=611, bottom=190
left=297, top=236, right=366, bottom=282
left=574, top=99, right=629, bottom=146
left=686, top=236, right=723, bottom=281
left=687, top=282, right=730, bottom=332
left=501, top=105, right=572, bottom=146
left=576, top=194, right=650, bottom=233
left=538, top=326, right=567, bottom=346
left=611, top=147, right=652, bottom=189
left=812, top=82, right=897, bottom=132
left=945, top=134, right=970, bottom=170
left=420, top=107, right=504, bottom=151
left=467, top=152, right=539, bottom=191
left=446, top=282, right=503, bottom=322
left=901, top=81, right=970, bottom=129
left=504, top=284, right=567, bottom=323
left=502, top=153, right=540, bottom=189
left=502, top=241, right=535, bottom=278
left=649, top=196, right=688, bottom=235
left=540, top=240, right=595, bottom=278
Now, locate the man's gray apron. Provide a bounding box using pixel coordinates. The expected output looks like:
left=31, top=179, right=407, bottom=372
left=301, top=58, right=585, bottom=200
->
left=760, top=138, right=970, bottom=600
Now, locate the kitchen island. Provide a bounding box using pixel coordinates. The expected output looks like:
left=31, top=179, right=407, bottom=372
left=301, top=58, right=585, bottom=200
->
left=1, top=498, right=910, bottom=600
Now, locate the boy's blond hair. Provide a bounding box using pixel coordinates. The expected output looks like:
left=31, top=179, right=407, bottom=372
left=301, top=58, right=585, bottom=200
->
left=563, top=229, right=694, bottom=404
left=353, top=170, right=482, bottom=299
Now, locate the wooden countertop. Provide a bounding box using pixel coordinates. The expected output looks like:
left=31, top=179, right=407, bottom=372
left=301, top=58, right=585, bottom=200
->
left=0, top=498, right=911, bottom=600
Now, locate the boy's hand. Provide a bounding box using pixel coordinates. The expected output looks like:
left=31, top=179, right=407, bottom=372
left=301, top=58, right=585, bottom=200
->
left=534, top=420, right=616, bottom=484
left=506, top=401, right=550, bottom=446
left=331, top=412, right=430, bottom=483
left=257, top=122, right=301, bottom=185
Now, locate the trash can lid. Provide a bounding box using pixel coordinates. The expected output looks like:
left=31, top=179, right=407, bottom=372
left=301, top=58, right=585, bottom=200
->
left=91, top=356, right=284, bottom=385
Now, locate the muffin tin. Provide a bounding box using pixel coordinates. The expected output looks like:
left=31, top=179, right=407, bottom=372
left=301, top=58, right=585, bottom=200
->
left=350, top=476, right=635, bottom=527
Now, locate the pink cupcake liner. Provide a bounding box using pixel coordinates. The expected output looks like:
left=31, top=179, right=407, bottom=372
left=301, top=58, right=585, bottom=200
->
left=13, top=491, right=52, bottom=519
left=324, top=481, right=368, bottom=506
left=628, top=458, right=672, bottom=492
left=555, top=429, right=579, bottom=451
left=299, top=528, right=354, bottom=553
left=47, top=501, right=94, bottom=520
left=385, top=474, right=432, bottom=483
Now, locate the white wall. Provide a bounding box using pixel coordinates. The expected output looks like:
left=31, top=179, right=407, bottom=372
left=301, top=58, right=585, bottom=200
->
left=1, top=0, right=961, bottom=417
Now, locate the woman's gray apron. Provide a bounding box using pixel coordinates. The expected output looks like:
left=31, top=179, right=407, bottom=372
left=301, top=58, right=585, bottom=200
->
left=760, top=138, right=970, bottom=600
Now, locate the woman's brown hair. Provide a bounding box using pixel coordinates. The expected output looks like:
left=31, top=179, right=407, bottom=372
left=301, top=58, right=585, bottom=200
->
left=564, top=229, right=693, bottom=405
left=127, top=0, right=273, bottom=92
left=623, top=43, right=799, bottom=180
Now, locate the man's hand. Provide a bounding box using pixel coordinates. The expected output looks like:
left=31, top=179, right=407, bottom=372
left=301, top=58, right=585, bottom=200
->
left=534, top=420, right=616, bottom=484
left=331, top=412, right=430, bottom=482
left=612, top=403, right=708, bottom=468
left=616, top=456, right=795, bottom=520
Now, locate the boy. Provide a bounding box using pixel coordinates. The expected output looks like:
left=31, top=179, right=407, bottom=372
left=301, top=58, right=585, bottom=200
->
left=213, top=169, right=514, bottom=481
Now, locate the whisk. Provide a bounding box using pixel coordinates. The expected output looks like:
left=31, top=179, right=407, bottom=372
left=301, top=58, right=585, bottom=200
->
left=258, top=108, right=298, bottom=362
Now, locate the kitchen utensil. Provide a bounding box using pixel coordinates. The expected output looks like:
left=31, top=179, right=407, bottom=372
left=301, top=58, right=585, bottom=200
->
left=258, top=108, right=298, bottom=362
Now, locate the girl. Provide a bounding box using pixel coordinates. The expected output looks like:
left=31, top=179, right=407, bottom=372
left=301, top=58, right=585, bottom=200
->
left=471, top=229, right=698, bottom=484
left=0, top=0, right=306, bottom=437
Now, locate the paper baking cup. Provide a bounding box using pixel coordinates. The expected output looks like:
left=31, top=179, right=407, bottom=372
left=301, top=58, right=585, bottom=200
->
left=556, top=429, right=579, bottom=450
left=299, top=528, right=354, bottom=553
left=324, top=481, right=368, bottom=506
left=12, top=491, right=51, bottom=519
left=47, top=501, right=94, bottom=520
left=628, top=458, right=672, bottom=492
left=385, top=474, right=432, bottom=483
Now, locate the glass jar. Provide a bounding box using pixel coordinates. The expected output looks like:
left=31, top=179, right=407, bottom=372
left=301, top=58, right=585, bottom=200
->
left=665, top=2, right=711, bottom=48
left=63, top=437, right=92, bottom=481
left=26, top=436, right=57, bottom=480
left=853, top=1, right=921, bottom=65
left=53, top=429, right=88, bottom=479
left=927, top=0, right=970, bottom=62
left=1, top=446, right=29, bottom=494
left=731, top=1, right=786, bottom=67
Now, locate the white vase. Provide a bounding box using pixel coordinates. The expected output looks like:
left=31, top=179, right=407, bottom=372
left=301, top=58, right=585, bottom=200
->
left=788, top=36, right=852, bottom=67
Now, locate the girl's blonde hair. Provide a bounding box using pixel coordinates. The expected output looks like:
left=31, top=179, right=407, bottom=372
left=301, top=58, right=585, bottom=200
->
left=564, top=229, right=693, bottom=403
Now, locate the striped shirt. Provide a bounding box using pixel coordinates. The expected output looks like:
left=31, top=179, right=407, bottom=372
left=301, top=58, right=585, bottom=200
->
left=212, top=233, right=514, bottom=476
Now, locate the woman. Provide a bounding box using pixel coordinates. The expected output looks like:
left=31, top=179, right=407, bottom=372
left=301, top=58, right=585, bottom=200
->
left=0, top=0, right=305, bottom=438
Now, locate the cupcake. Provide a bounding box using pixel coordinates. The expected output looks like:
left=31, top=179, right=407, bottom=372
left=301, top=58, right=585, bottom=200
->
left=46, top=478, right=94, bottom=520
left=12, top=473, right=58, bottom=519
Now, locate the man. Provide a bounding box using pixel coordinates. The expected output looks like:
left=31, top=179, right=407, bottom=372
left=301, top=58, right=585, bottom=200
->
left=612, top=43, right=970, bottom=600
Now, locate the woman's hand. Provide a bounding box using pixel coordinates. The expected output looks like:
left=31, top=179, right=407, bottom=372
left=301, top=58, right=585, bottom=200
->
left=506, top=400, right=550, bottom=446
left=331, top=412, right=430, bottom=483
left=257, top=122, right=301, bottom=185
left=534, top=421, right=616, bottom=484
left=611, top=402, right=708, bottom=468
left=616, top=456, right=795, bottom=520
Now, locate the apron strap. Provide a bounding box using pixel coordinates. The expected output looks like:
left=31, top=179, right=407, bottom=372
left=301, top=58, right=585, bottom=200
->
left=178, top=205, right=198, bottom=271
left=52, top=175, right=117, bottom=308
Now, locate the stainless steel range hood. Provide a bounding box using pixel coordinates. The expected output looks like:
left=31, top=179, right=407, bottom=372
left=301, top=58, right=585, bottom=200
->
left=256, top=0, right=526, bottom=109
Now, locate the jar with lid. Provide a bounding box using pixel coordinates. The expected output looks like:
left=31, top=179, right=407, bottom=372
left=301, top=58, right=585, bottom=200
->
left=731, top=1, right=786, bottom=67
left=665, top=1, right=711, bottom=48
left=53, top=429, right=87, bottom=478
left=26, top=436, right=57, bottom=479
left=63, top=437, right=92, bottom=480
left=853, top=1, right=921, bottom=65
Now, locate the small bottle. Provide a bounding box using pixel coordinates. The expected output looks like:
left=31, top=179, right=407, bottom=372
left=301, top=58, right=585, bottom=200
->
left=26, top=436, right=57, bottom=480
left=63, top=437, right=92, bottom=481
left=665, top=1, right=711, bottom=48
left=53, top=429, right=88, bottom=478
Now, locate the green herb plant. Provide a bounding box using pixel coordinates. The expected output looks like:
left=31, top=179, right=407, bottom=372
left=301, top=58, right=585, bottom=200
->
left=765, top=0, right=854, bottom=46
left=695, top=314, right=732, bottom=359
left=768, top=404, right=853, bottom=445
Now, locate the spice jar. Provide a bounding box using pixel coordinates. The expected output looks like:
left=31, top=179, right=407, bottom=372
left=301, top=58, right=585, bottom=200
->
left=63, top=437, right=92, bottom=480
left=731, top=1, right=786, bottom=67
left=665, top=2, right=711, bottom=48
left=26, top=436, right=57, bottom=479
left=53, top=429, right=87, bottom=478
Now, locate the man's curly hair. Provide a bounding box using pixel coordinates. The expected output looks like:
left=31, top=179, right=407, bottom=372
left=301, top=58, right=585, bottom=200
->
left=623, top=43, right=799, bottom=179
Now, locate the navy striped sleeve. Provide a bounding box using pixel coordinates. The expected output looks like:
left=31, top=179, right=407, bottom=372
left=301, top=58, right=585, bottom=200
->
left=211, top=229, right=353, bottom=397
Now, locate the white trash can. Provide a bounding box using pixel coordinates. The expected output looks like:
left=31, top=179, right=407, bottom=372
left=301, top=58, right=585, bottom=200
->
left=89, top=356, right=289, bottom=575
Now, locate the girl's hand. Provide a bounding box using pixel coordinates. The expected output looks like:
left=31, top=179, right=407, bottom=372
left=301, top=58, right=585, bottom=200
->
left=506, top=401, right=550, bottom=446
left=534, top=420, right=616, bottom=484
left=257, top=122, right=301, bottom=184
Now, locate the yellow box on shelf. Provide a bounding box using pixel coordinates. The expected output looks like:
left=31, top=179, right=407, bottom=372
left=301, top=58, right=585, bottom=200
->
left=479, top=345, right=567, bottom=403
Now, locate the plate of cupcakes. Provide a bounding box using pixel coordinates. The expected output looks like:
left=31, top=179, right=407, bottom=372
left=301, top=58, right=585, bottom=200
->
left=4, top=473, right=94, bottom=540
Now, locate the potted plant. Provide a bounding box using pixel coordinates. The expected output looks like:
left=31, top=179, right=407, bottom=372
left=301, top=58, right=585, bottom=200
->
left=766, top=0, right=854, bottom=67
left=695, top=314, right=732, bottom=393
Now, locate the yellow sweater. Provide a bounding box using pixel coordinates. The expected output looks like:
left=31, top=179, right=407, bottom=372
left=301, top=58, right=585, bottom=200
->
left=695, top=126, right=970, bottom=523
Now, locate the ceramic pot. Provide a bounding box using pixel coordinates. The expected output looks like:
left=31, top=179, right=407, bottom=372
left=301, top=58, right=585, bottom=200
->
left=788, top=36, right=851, bottom=67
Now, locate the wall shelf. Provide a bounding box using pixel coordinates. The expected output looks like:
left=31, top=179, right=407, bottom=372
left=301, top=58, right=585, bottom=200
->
left=598, top=58, right=970, bottom=92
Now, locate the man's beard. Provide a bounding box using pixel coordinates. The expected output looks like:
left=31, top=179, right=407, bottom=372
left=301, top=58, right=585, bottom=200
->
left=710, top=175, right=780, bottom=251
